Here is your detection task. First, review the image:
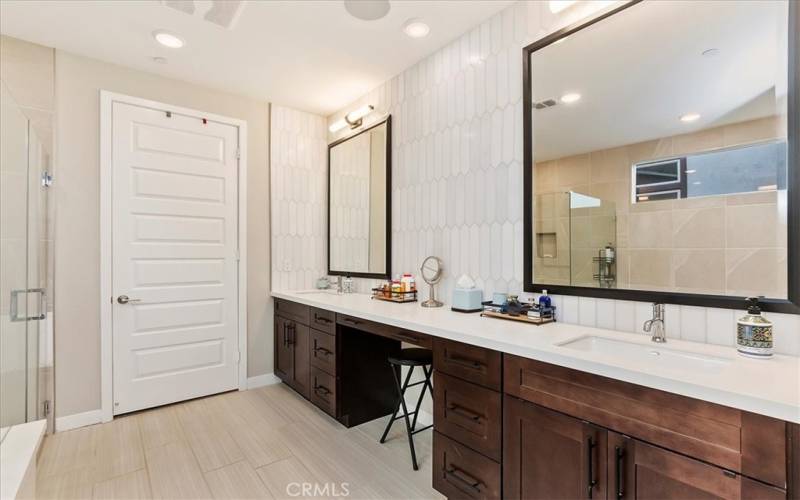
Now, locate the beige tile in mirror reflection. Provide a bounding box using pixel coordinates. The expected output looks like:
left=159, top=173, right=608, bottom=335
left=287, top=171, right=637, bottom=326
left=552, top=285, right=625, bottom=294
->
left=726, top=248, right=788, bottom=299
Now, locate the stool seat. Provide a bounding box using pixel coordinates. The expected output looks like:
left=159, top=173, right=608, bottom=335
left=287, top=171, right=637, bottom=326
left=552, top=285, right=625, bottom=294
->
left=387, top=348, right=433, bottom=366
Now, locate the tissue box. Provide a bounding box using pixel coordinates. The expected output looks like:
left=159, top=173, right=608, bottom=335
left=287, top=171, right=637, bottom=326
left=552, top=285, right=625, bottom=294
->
left=452, top=287, right=484, bottom=313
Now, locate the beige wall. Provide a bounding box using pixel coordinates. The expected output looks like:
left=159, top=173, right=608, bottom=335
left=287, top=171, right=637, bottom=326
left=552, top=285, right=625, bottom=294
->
left=54, top=50, right=271, bottom=417
left=534, top=116, right=787, bottom=298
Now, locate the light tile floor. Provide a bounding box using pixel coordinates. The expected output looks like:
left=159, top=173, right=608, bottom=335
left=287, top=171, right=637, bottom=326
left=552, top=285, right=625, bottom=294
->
left=35, top=384, right=443, bottom=499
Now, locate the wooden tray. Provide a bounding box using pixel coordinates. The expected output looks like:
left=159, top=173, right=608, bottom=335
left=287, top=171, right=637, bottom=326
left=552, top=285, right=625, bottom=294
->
left=480, top=310, right=555, bottom=326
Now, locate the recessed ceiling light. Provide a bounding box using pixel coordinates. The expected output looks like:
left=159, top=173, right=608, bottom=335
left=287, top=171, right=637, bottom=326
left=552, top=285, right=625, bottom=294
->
left=549, top=0, right=577, bottom=14
left=153, top=30, right=185, bottom=49
left=403, top=19, right=430, bottom=38
left=560, top=93, right=581, bottom=104
left=344, top=0, right=390, bottom=21
left=680, top=112, right=701, bottom=123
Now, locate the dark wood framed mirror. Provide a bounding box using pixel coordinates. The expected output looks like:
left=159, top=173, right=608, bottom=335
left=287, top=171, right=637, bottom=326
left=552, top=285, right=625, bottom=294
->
left=523, top=0, right=799, bottom=313
left=327, top=116, right=392, bottom=279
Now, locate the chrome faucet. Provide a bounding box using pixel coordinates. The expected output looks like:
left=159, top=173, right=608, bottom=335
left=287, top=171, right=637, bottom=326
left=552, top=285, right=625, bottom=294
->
left=643, top=303, right=667, bottom=343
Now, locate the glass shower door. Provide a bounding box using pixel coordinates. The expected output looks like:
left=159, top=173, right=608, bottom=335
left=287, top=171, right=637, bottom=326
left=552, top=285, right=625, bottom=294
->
left=0, top=82, right=52, bottom=430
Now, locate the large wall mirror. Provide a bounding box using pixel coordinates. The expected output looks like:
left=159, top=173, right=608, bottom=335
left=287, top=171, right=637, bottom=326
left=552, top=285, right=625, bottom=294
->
left=328, top=116, right=391, bottom=278
left=523, top=0, right=799, bottom=312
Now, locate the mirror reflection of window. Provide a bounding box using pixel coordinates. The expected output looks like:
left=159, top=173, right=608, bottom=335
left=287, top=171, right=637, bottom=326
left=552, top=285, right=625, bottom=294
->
left=530, top=0, right=789, bottom=299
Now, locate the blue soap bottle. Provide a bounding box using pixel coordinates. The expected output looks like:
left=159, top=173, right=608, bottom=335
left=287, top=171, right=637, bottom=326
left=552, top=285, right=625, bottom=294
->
left=538, top=290, right=552, bottom=308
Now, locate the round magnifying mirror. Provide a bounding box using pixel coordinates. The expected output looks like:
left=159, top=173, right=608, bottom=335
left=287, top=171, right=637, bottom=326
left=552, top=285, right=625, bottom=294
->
left=420, top=256, right=444, bottom=308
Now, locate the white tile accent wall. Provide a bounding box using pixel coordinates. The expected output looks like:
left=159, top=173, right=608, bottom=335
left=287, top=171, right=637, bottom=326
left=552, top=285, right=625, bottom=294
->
left=270, top=1, right=800, bottom=356
left=270, top=105, right=329, bottom=291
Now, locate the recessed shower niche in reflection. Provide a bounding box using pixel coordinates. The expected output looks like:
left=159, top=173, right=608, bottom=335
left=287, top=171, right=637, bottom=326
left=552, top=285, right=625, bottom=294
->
left=534, top=191, right=616, bottom=288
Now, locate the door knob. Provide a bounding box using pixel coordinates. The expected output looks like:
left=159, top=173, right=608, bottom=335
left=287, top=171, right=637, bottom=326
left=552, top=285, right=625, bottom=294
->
left=117, top=295, right=141, bottom=304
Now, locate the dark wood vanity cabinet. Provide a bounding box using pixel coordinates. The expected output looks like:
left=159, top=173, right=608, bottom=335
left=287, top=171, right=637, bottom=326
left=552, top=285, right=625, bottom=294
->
left=504, top=397, right=607, bottom=500
left=273, top=313, right=310, bottom=398
left=275, top=299, right=338, bottom=417
left=433, top=339, right=504, bottom=500
left=273, top=298, right=797, bottom=500
left=502, top=354, right=794, bottom=500
left=504, top=400, right=787, bottom=500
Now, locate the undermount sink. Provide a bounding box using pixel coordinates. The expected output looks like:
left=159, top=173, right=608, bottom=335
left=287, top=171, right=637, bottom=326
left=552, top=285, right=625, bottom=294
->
left=556, top=336, right=731, bottom=373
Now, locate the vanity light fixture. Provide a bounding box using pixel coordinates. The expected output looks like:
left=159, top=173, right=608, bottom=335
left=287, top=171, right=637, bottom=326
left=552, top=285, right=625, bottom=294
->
left=153, top=30, right=185, bottom=48
left=680, top=112, right=701, bottom=123
left=328, top=104, right=375, bottom=133
left=403, top=18, right=430, bottom=38
left=685, top=169, right=697, bottom=174
left=560, top=92, right=582, bottom=103
left=549, top=0, right=577, bottom=14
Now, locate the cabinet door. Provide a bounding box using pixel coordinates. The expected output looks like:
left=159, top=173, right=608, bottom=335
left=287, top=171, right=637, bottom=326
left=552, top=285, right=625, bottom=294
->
left=504, top=397, right=607, bottom=500
left=274, top=316, right=293, bottom=383
left=290, top=322, right=311, bottom=398
left=625, top=439, right=785, bottom=500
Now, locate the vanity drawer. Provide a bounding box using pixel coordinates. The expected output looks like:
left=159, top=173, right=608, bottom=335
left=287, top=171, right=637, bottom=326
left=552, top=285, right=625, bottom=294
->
left=275, top=298, right=309, bottom=325
left=504, top=354, right=787, bottom=487
left=433, top=339, right=502, bottom=391
left=309, top=366, right=337, bottom=417
left=310, top=328, right=336, bottom=374
left=336, top=313, right=432, bottom=349
left=433, top=431, right=501, bottom=500
left=434, top=372, right=502, bottom=461
left=310, top=307, right=335, bottom=334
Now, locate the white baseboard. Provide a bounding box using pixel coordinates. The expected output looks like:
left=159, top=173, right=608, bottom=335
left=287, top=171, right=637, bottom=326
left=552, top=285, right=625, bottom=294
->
left=246, top=373, right=282, bottom=389
left=55, top=409, right=103, bottom=432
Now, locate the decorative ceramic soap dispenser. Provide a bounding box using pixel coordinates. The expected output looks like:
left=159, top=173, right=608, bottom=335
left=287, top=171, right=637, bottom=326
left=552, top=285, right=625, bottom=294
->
left=736, top=297, right=773, bottom=358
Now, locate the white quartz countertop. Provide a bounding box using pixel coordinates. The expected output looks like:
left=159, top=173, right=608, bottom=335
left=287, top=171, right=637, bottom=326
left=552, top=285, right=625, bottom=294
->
left=272, top=290, right=800, bottom=424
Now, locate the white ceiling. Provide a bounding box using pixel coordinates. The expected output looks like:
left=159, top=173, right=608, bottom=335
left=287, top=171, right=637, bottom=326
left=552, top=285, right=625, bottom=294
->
left=0, top=0, right=512, bottom=115
left=531, top=0, right=788, bottom=161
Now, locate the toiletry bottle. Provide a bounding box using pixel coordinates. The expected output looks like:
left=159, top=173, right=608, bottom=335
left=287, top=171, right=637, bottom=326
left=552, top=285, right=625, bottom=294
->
left=401, top=273, right=413, bottom=292
left=538, top=290, right=552, bottom=308
left=736, top=297, right=773, bottom=358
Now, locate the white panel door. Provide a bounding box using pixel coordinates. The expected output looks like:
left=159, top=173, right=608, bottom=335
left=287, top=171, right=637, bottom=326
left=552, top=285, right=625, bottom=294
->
left=112, top=102, right=239, bottom=415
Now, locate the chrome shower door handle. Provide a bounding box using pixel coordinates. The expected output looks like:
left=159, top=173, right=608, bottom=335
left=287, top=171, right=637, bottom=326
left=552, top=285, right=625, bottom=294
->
left=116, top=295, right=142, bottom=305
left=10, top=288, right=46, bottom=322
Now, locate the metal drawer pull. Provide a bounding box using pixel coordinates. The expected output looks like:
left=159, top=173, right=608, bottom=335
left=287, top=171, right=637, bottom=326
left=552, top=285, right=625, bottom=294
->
left=445, top=467, right=483, bottom=492
left=615, top=446, right=624, bottom=499
left=10, top=288, right=46, bottom=322
left=314, top=385, right=331, bottom=396
left=394, top=333, right=418, bottom=343
left=587, top=436, right=597, bottom=498
left=447, top=354, right=484, bottom=371
left=314, top=314, right=332, bottom=324
left=314, top=346, right=333, bottom=356
left=447, top=403, right=483, bottom=422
